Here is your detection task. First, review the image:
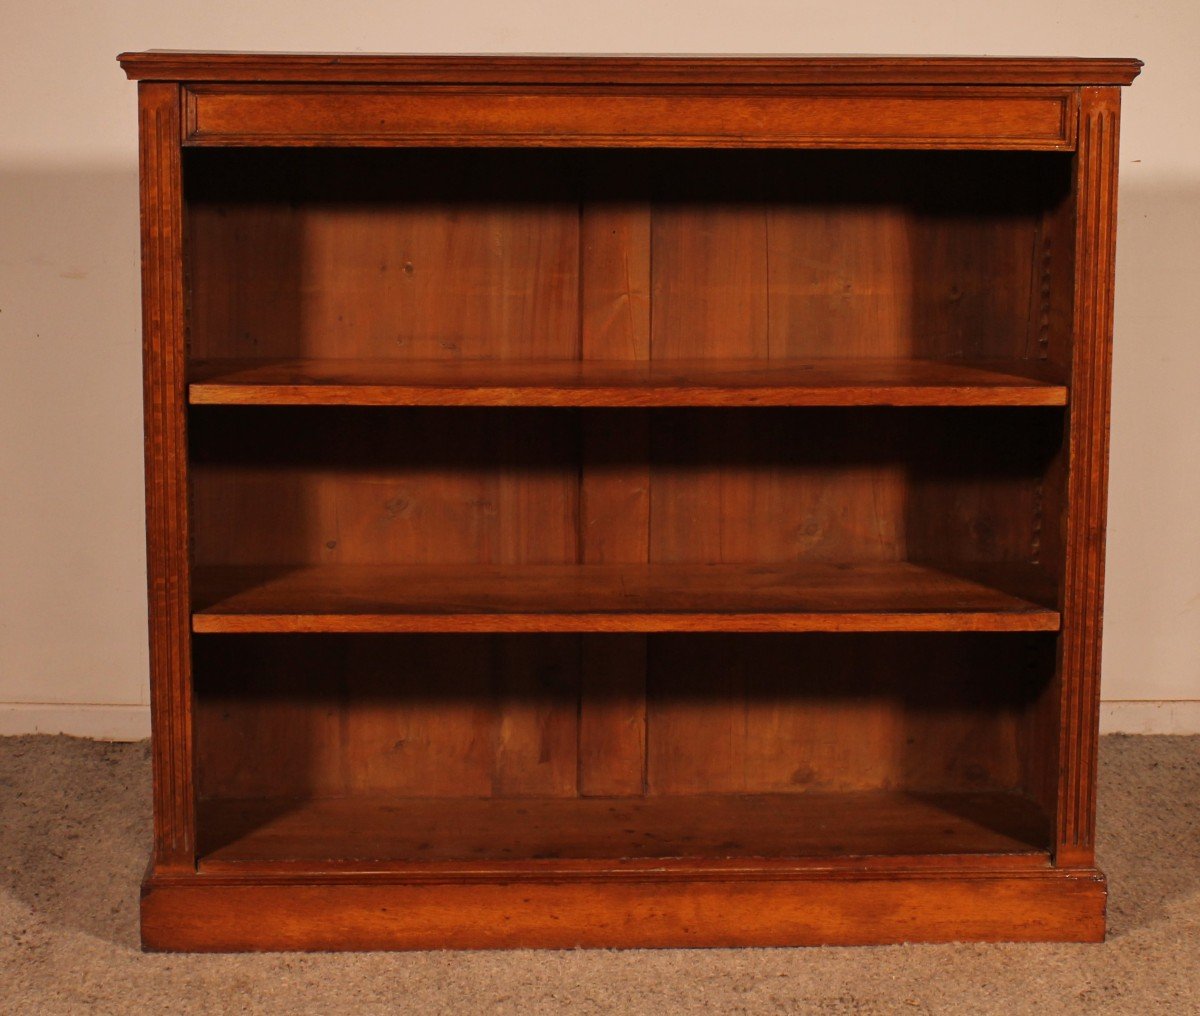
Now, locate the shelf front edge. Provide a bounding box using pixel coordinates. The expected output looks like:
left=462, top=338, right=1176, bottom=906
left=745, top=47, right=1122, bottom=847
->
left=191, top=611, right=1060, bottom=634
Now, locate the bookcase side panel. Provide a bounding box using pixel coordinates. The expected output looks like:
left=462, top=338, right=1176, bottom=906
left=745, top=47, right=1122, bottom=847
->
left=1055, top=86, right=1123, bottom=866
left=138, top=81, right=196, bottom=871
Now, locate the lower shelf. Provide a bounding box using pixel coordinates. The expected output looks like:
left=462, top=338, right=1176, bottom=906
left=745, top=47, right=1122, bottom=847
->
left=156, top=789, right=1099, bottom=950
left=198, top=790, right=1049, bottom=870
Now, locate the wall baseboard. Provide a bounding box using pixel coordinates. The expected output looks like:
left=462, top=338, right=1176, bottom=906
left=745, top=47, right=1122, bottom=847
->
left=1, top=700, right=1197, bottom=740
left=0, top=703, right=151, bottom=740
left=1100, top=700, right=1200, bottom=734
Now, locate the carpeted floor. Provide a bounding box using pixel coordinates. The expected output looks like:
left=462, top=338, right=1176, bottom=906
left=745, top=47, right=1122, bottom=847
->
left=0, top=735, right=1196, bottom=1014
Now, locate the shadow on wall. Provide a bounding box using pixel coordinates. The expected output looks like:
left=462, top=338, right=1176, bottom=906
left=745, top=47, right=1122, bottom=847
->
left=0, top=166, right=1197, bottom=710
left=0, top=167, right=148, bottom=709
left=1104, top=179, right=1200, bottom=703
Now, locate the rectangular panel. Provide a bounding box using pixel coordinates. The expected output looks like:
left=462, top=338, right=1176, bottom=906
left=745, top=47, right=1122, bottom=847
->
left=184, top=86, right=1076, bottom=150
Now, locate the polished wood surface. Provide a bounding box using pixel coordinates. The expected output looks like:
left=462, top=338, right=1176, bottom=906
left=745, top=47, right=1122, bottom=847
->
left=181, top=85, right=1077, bottom=150
left=118, top=52, right=1141, bottom=86
left=137, top=82, right=195, bottom=872
left=1055, top=86, right=1124, bottom=867
left=189, top=357, right=1068, bottom=407
left=185, top=148, right=1069, bottom=366
left=191, top=631, right=1050, bottom=802
left=141, top=868, right=1106, bottom=950
left=191, top=562, right=1059, bottom=633
left=125, top=52, right=1136, bottom=950
left=188, top=405, right=1060, bottom=572
left=197, top=791, right=1049, bottom=865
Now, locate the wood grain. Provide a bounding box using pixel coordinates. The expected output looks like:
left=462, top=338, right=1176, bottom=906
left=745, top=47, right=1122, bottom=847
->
left=190, top=407, right=580, bottom=568
left=1055, top=87, right=1123, bottom=866
left=644, top=632, right=1049, bottom=795
left=190, top=561, right=1059, bottom=633
left=127, top=52, right=1136, bottom=950
left=188, top=357, right=1068, bottom=406
left=180, top=85, right=1078, bottom=150
left=137, top=81, right=195, bottom=872
left=140, top=868, right=1107, bottom=950
left=187, top=149, right=580, bottom=363
left=578, top=636, right=647, bottom=795
left=119, top=52, right=1142, bottom=87
left=186, top=148, right=1067, bottom=368
left=576, top=193, right=652, bottom=795
left=196, top=790, right=1049, bottom=865
left=193, top=634, right=580, bottom=800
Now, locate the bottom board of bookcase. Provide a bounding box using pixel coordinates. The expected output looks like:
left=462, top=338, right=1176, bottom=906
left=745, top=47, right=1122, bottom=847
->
left=140, top=865, right=1106, bottom=950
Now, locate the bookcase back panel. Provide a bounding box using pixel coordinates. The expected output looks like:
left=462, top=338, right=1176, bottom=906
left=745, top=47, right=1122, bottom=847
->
left=190, top=407, right=580, bottom=566
left=192, top=632, right=1052, bottom=802
left=646, top=151, right=1070, bottom=363
left=188, top=150, right=581, bottom=362
left=646, top=407, right=1060, bottom=566
left=194, top=634, right=580, bottom=799
left=190, top=406, right=1061, bottom=570
left=186, top=149, right=1072, bottom=366
left=644, top=633, right=1050, bottom=794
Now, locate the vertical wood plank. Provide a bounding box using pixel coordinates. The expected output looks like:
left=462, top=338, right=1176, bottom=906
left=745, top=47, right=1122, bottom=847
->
left=581, top=183, right=651, bottom=360
left=766, top=193, right=914, bottom=358
left=138, top=82, right=194, bottom=871
left=577, top=181, right=651, bottom=796
left=491, top=636, right=581, bottom=797
left=578, top=403, right=649, bottom=795
left=650, top=163, right=769, bottom=359
left=1055, top=86, right=1122, bottom=866
left=644, top=164, right=768, bottom=794
left=578, top=635, right=648, bottom=796
left=488, top=412, right=581, bottom=797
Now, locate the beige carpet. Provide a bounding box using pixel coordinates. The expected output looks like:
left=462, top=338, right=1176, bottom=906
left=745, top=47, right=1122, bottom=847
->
left=0, top=735, right=1196, bottom=1014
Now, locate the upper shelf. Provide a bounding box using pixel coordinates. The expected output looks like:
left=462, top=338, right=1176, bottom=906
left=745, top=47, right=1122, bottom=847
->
left=189, top=358, right=1068, bottom=408
left=117, top=52, right=1143, bottom=86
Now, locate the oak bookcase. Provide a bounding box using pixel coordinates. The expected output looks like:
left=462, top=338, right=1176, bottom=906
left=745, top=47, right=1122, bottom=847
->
left=119, top=52, right=1140, bottom=951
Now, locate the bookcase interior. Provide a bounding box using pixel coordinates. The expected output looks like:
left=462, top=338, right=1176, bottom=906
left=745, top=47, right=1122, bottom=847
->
left=184, top=147, right=1074, bottom=367
left=183, top=144, right=1073, bottom=871
left=193, top=632, right=1057, bottom=866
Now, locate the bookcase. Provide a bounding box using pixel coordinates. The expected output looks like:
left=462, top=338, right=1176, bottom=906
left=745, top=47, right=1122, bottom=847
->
left=119, top=52, right=1140, bottom=950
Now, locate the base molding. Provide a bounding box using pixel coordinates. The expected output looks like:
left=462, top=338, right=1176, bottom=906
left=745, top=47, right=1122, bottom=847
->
left=0, top=703, right=150, bottom=740
left=141, top=865, right=1107, bottom=951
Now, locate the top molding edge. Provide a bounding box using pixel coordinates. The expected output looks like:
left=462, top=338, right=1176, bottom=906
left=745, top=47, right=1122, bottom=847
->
left=117, top=52, right=1143, bottom=86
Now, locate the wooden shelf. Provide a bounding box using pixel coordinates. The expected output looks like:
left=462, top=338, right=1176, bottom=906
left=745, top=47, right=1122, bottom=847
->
left=192, top=561, right=1059, bottom=633
left=198, top=790, right=1050, bottom=871
left=188, top=358, right=1068, bottom=408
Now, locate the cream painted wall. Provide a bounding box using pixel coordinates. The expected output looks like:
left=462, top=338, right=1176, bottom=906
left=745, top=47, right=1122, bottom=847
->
left=2, top=1, right=1198, bottom=736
